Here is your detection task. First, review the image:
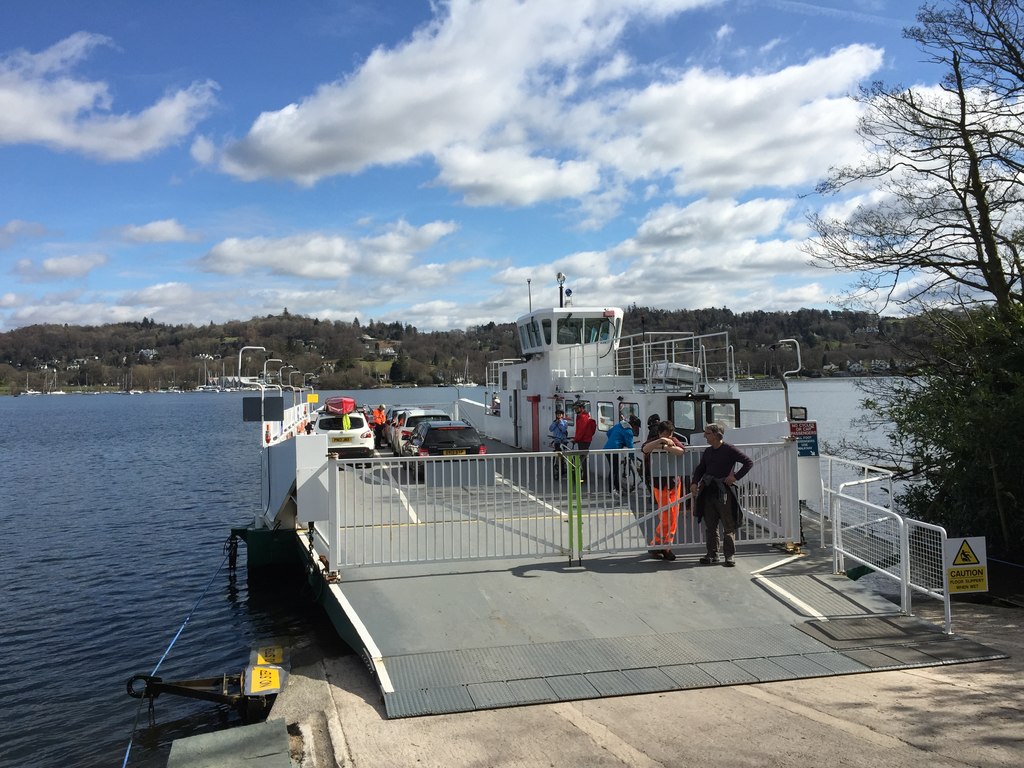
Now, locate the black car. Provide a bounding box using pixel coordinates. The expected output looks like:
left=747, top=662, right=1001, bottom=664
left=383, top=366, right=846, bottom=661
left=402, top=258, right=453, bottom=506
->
left=403, top=420, right=487, bottom=457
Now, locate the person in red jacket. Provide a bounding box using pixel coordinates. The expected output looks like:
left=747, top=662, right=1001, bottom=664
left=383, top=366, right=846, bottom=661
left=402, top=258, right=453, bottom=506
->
left=572, top=401, right=597, bottom=483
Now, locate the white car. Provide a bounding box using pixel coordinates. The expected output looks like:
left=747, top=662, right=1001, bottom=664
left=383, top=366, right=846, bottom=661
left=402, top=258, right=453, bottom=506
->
left=314, top=409, right=376, bottom=458
left=388, top=407, right=451, bottom=455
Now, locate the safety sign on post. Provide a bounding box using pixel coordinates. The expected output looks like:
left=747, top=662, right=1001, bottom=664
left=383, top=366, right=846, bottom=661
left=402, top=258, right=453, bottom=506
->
left=944, top=536, right=988, bottom=594
left=789, top=420, right=820, bottom=502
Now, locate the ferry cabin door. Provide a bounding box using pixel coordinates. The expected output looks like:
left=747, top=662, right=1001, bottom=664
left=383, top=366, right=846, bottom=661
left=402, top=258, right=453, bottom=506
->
left=527, top=395, right=541, bottom=451
left=667, top=396, right=741, bottom=441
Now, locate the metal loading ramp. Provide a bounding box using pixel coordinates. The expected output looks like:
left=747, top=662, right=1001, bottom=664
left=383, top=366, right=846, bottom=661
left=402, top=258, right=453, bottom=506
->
left=328, top=549, right=1007, bottom=719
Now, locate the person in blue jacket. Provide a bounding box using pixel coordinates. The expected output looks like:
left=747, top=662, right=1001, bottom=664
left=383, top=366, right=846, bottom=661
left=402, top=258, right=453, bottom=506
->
left=604, top=415, right=635, bottom=493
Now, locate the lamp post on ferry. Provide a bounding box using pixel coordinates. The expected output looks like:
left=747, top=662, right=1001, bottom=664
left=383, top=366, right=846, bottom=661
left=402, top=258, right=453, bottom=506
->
left=238, top=345, right=265, bottom=387
left=278, top=364, right=295, bottom=387
left=556, top=272, right=566, bottom=308
left=772, top=338, right=802, bottom=420
left=262, top=358, right=282, bottom=385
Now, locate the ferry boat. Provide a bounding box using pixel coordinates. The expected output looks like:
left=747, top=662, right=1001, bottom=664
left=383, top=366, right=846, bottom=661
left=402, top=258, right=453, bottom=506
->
left=465, top=303, right=794, bottom=446
left=230, top=283, right=1002, bottom=719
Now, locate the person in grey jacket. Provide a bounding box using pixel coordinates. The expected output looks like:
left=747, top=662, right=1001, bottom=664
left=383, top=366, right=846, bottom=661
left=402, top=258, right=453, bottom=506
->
left=690, top=422, right=753, bottom=567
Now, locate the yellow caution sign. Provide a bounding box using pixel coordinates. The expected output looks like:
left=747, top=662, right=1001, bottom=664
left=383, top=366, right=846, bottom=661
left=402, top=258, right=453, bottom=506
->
left=944, top=536, right=988, bottom=594
left=307, top=392, right=320, bottom=403
left=951, top=539, right=980, bottom=565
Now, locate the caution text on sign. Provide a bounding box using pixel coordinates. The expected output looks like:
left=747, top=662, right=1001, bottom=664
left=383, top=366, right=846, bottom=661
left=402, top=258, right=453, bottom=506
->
left=943, top=537, right=988, bottom=594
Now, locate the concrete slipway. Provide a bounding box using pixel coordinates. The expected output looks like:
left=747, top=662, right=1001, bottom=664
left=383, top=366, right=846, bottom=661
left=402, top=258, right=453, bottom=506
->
left=182, top=547, right=1023, bottom=768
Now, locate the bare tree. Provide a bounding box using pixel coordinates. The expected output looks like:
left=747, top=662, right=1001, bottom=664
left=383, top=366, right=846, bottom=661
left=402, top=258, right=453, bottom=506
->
left=807, top=0, right=1024, bottom=321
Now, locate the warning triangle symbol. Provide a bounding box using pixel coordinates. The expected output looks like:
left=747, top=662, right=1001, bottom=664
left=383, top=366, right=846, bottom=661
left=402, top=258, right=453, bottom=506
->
left=953, top=540, right=981, bottom=565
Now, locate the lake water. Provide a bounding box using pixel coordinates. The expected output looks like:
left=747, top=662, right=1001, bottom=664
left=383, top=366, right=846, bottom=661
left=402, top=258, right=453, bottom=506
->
left=0, top=379, right=874, bottom=767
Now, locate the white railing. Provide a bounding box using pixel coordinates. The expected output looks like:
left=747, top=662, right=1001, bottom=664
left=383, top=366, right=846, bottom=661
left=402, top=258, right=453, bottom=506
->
left=814, top=455, right=894, bottom=548
left=311, top=441, right=797, bottom=570
left=823, top=463, right=952, bottom=634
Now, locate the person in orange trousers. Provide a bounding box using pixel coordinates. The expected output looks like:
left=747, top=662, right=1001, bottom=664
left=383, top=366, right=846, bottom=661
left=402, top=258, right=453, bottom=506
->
left=642, top=420, right=686, bottom=561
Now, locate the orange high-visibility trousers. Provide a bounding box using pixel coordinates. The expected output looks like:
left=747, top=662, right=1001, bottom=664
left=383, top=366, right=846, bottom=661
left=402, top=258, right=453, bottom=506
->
left=650, top=480, right=681, bottom=545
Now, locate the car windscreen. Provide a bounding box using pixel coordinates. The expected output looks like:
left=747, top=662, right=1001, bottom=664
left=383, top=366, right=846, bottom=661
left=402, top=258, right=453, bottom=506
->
left=406, top=414, right=448, bottom=430
left=423, top=427, right=480, bottom=448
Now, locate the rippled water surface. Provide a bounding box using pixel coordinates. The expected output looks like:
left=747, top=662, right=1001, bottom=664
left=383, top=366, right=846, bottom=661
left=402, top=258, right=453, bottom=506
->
left=0, top=380, right=872, bottom=766
left=0, top=392, right=339, bottom=768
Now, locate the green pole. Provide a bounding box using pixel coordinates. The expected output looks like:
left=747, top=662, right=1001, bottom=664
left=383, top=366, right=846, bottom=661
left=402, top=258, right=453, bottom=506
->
left=567, top=453, right=583, bottom=566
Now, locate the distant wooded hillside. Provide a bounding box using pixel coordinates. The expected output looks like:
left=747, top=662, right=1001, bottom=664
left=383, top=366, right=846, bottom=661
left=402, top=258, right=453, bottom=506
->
left=0, top=306, right=924, bottom=392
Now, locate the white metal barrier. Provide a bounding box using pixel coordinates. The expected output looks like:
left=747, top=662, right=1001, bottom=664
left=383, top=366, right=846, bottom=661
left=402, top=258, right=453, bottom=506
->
left=812, top=455, right=894, bottom=548
left=826, top=484, right=952, bottom=633
left=309, top=441, right=798, bottom=570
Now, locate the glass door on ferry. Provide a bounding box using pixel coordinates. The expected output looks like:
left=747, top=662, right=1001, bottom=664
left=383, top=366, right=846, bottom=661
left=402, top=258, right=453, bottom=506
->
left=667, top=397, right=740, bottom=441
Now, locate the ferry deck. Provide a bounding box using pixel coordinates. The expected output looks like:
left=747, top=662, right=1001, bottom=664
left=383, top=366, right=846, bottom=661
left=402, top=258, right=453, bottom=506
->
left=238, top=424, right=1007, bottom=719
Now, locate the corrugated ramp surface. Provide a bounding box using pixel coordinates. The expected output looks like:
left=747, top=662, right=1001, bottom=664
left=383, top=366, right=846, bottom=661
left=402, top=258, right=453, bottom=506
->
left=331, top=552, right=1009, bottom=719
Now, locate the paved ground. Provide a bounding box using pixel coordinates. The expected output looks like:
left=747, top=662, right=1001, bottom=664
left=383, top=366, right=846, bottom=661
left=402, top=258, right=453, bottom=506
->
left=270, top=589, right=1023, bottom=768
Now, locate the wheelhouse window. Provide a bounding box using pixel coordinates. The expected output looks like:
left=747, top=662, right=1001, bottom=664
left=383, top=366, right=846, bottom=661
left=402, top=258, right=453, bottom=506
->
left=555, top=316, right=619, bottom=346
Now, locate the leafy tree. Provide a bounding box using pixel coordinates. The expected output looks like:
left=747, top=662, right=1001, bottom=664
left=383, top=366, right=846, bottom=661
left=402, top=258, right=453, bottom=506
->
left=808, top=0, right=1024, bottom=557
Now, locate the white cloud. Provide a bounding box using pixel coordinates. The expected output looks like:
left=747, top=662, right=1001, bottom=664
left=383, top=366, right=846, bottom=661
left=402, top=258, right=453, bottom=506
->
left=220, top=0, right=717, bottom=187
left=190, top=135, right=216, bottom=165
left=1, top=219, right=48, bottom=248
left=0, top=32, right=218, bottom=160
left=121, top=219, right=199, bottom=243
left=215, top=0, right=880, bottom=228
left=12, top=252, right=108, bottom=282
left=434, top=145, right=601, bottom=205
left=200, top=219, right=458, bottom=280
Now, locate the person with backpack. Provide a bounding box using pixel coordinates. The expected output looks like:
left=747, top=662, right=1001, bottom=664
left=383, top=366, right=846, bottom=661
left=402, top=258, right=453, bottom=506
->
left=604, top=415, right=635, bottom=494
left=690, top=422, right=754, bottom=568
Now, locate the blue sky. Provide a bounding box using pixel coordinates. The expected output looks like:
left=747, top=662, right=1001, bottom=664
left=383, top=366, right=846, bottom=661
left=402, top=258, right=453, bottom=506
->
left=1, top=0, right=940, bottom=333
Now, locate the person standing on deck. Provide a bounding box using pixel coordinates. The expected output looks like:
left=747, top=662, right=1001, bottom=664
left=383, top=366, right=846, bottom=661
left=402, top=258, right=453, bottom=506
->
left=690, top=422, right=753, bottom=568
left=604, top=416, right=635, bottom=494
left=371, top=404, right=387, bottom=448
left=572, top=401, right=597, bottom=484
left=642, top=421, right=686, bottom=560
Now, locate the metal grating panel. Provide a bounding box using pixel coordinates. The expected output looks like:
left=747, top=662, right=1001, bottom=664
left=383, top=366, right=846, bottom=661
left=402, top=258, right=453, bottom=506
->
left=769, top=654, right=837, bottom=678
left=802, top=651, right=870, bottom=675
left=546, top=674, right=601, bottom=701
left=733, top=657, right=793, bottom=682
left=373, top=619, right=1006, bottom=718
left=915, top=640, right=1008, bottom=664
left=659, top=664, right=720, bottom=689
left=622, top=667, right=677, bottom=693
left=763, top=574, right=878, bottom=616
left=384, top=685, right=476, bottom=718
left=841, top=648, right=910, bottom=670
left=697, top=661, right=759, bottom=685
left=585, top=670, right=640, bottom=696
left=467, top=681, right=516, bottom=709
left=505, top=678, right=558, bottom=705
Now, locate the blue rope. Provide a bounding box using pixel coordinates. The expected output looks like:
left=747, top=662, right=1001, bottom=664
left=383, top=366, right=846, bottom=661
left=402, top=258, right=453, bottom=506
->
left=121, top=544, right=232, bottom=768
